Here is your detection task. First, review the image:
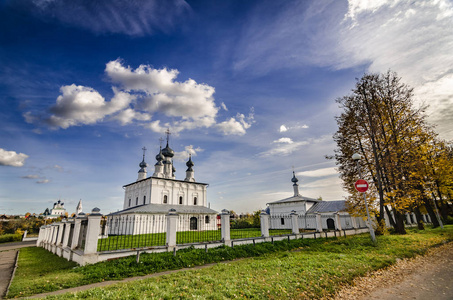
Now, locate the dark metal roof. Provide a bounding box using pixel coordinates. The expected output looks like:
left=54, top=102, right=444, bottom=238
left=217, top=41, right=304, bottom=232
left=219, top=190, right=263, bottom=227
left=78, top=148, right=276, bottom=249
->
left=306, top=200, right=347, bottom=213
left=123, top=176, right=208, bottom=188
left=267, top=195, right=319, bottom=205
left=107, top=204, right=218, bottom=216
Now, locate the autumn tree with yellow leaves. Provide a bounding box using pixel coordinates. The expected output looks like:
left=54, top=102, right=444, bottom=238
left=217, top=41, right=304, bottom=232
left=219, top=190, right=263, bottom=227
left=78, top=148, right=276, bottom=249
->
left=331, top=71, right=452, bottom=234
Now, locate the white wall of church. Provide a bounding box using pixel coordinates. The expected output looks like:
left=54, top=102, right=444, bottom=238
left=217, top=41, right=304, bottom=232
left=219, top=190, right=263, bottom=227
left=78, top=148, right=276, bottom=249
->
left=268, top=202, right=306, bottom=216
left=123, top=178, right=207, bottom=209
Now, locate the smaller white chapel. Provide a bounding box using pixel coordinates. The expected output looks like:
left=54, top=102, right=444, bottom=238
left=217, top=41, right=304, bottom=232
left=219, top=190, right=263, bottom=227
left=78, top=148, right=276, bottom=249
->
left=266, top=172, right=364, bottom=230
left=107, top=133, right=218, bottom=235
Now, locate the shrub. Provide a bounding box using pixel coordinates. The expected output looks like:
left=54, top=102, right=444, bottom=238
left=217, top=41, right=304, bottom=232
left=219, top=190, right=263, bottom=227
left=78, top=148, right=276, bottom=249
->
left=0, top=233, right=23, bottom=243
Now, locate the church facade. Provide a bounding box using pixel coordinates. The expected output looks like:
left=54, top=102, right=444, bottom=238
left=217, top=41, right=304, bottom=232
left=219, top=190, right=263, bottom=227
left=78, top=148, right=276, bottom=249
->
left=266, top=172, right=366, bottom=230
left=107, top=134, right=218, bottom=235
left=42, top=200, right=67, bottom=219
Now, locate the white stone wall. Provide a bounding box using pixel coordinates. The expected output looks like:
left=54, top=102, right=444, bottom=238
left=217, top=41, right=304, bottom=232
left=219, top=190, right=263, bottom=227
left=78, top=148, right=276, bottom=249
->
left=268, top=202, right=306, bottom=216
left=123, top=178, right=207, bottom=209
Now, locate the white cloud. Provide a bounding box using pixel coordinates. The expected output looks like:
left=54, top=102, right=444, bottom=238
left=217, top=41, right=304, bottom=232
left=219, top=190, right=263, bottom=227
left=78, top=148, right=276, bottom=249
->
left=113, top=108, right=152, bottom=125
left=279, top=124, right=308, bottom=133
left=174, top=145, right=204, bottom=161
left=28, top=0, right=191, bottom=36
left=259, top=140, right=309, bottom=157
left=46, top=85, right=131, bottom=129
left=220, top=102, right=228, bottom=111
left=36, top=179, right=50, bottom=184
left=216, top=109, right=255, bottom=136
left=106, top=59, right=218, bottom=120
left=233, top=0, right=453, bottom=138
left=26, top=59, right=254, bottom=135
left=273, top=137, right=293, bottom=144
left=21, top=174, right=40, bottom=179
left=338, top=0, right=453, bottom=139
left=0, top=148, right=28, bottom=167
left=259, top=135, right=330, bottom=157
left=296, top=167, right=338, bottom=177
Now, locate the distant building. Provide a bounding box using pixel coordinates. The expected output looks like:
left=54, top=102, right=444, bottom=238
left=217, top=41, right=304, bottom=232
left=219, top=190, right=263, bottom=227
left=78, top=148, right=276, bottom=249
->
left=106, top=131, right=218, bottom=234
left=42, top=200, right=67, bottom=219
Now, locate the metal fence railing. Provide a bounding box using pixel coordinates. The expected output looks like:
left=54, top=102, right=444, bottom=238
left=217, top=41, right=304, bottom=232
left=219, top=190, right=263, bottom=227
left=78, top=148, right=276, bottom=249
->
left=176, top=214, right=221, bottom=245
left=98, top=215, right=166, bottom=252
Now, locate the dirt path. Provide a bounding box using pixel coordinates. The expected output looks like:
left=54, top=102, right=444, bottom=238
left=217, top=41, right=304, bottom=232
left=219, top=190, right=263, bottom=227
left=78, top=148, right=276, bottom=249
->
left=334, top=241, right=453, bottom=300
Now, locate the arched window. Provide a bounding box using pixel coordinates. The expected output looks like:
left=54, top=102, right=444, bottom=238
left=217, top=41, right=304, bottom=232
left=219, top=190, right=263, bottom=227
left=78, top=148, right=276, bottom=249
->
left=194, top=197, right=197, bottom=205
left=205, top=216, right=210, bottom=224
left=128, top=199, right=131, bottom=207
left=136, top=197, right=138, bottom=205
left=143, top=195, right=146, bottom=204
left=326, top=218, right=335, bottom=230
left=163, top=195, right=168, bottom=204
left=190, top=217, right=198, bottom=230
left=179, top=196, right=183, bottom=205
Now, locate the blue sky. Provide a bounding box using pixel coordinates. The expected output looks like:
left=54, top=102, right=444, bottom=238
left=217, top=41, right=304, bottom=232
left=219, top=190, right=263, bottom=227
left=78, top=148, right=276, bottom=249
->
left=1, top=0, right=452, bottom=215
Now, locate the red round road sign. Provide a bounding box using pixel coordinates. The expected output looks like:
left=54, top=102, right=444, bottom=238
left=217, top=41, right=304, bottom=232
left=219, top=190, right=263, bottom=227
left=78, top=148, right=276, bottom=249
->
left=355, top=179, right=369, bottom=193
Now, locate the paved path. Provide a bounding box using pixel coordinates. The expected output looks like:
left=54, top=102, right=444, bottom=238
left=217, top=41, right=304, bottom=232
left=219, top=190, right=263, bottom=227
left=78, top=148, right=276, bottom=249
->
left=335, top=242, right=453, bottom=300
left=0, top=241, right=36, bottom=299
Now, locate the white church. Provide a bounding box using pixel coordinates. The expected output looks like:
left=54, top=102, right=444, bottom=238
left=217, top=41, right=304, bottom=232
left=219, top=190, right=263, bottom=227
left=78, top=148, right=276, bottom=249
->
left=266, top=172, right=362, bottom=230
left=107, top=133, right=218, bottom=234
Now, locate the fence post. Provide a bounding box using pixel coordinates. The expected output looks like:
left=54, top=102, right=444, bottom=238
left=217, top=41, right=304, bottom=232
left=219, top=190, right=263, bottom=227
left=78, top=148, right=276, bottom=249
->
left=42, top=226, right=50, bottom=250
left=62, top=221, right=72, bottom=248
left=316, top=213, right=323, bottom=233
left=351, top=216, right=358, bottom=229
left=422, top=214, right=427, bottom=223
left=166, top=209, right=178, bottom=251
left=84, top=208, right=102, bottom=254
left=405, top=213, right=411, bottom=225
left=221, top=209, right=231, bottom=246
left=71, top=213, right=86, bottom=250
left=290, top=210, right=299, bottom=235
left=335, top=213, right=342, bottom=232
left=260, top=210, right=270, bottom=238
left=51, top=224, right=59, bottom=253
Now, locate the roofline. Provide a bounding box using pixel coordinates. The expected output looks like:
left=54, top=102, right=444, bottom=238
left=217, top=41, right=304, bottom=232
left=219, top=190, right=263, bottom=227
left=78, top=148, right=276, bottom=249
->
left=123, top=176, right=209, bottom=188
left=266, top=198, right=319, bottom=206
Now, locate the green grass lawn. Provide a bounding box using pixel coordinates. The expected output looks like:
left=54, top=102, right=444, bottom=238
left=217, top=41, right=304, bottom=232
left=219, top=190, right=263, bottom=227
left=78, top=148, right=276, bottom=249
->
left=7, top=225, right=452, bottom=299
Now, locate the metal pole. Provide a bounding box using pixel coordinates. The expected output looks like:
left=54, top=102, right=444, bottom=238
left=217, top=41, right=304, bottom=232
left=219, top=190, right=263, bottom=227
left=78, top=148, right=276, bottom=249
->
left=356, top=160, right=377, bottom=244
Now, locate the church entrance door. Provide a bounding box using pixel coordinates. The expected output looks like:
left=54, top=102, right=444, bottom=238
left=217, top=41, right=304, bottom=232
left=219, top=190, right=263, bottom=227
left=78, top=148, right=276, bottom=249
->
left=190, top=217, right=198, bottom=230
left=326, top=218, right=335, bottom=230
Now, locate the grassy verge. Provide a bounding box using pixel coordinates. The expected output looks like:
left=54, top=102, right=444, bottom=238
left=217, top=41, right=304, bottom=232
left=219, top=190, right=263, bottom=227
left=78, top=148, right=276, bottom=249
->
left=7, top=225, right=452, bottom=299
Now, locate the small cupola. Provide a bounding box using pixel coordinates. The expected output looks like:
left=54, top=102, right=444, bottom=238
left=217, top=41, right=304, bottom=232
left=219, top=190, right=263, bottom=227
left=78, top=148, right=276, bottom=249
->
left=291, top=171, right=300, bottom=196
left=184, top=155, right=195, bottom=182
left=137, top=147, right=148, bottom=181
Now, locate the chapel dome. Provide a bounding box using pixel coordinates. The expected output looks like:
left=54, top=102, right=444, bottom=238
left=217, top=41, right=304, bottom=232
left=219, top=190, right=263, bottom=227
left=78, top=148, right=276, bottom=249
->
left=186, top=156, right=194, bottom=171
left=162, top=143, right=174, bottom=158
left=291, top=171, right=299, bottom=184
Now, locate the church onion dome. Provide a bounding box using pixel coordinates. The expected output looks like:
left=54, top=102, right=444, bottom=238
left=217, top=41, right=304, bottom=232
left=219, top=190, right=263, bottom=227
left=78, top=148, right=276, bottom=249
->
left=155, top=148, right=164, bottom=165
left=139, top=159, right=148, bottom=169
left=291, top=171, right=299, bottom=184
left=162, top=142, right=175, bottom=158
left=186, top=155, right=194, bottom=171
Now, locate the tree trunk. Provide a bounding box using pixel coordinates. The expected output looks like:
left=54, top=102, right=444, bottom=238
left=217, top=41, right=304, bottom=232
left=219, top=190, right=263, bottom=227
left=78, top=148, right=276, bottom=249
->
left=393, top=210, right=407, bottom=234
left=414, top=207, right=425, bottom=230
